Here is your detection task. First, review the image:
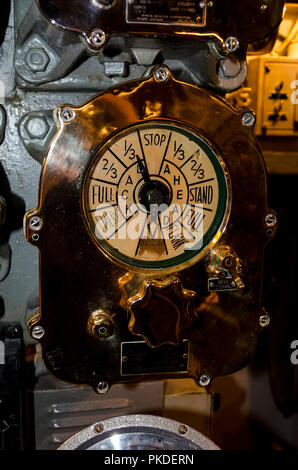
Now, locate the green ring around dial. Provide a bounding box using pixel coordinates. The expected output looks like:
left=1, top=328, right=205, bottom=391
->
left=87, top=123, right=230, bottom=272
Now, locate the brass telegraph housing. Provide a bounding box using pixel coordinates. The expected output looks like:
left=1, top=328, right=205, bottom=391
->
left=25, top=67, right=276, bottom=390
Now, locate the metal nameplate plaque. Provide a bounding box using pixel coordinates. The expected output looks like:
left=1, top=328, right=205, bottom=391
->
left=121, top=341, right=188, bottom=376
left=126, top=0, right=206, bottom=27
left=208, top=276, right=237, bottom=292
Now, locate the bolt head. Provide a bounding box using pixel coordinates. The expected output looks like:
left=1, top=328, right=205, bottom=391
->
left=219, top=58, right=241, bottom=78
left=241, top=112, right=255, bottom=127
left=94, top=423, right=104, bottom=433
left=199, top=374, right=211, bottom=387
left=90, top=29, right=106, bottom=48
left=154, top=67, right=169, bottom=82
left=224, top=36, right=240, bottom=53
left=259, top=314, right=270, bottom=327
left=178, top=425, right=188, bottom=435
left=60, top=107, right=76, bottom=123
left=24, top=116, right=50, bottom=140
left=265, top=213, right=277, bottom=227
left=31, top=325, right=45, bottom=340
left=96, top=381, right=109, bottom=394
left=29, top=215, right=42, bottom=231
left=25, top=48, right=50, bottom=73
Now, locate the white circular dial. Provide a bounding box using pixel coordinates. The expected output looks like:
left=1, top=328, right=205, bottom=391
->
left=83, top=122, right=230, bottom=272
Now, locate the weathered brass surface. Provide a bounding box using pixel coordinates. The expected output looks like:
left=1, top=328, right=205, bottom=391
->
left=37, top=0, right=285, bottom=53
left=25, top=67, right=275, bottom=389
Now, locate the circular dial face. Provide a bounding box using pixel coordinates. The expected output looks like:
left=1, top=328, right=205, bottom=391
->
left=83, top=122, right=230, bottom=272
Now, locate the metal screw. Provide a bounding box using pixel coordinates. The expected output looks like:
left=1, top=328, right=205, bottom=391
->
left=199, top=1, right=205, bottom=7
left=224, top=36, right=240, bottom=53
left=199, top=374, right=211, bottom=387
left=154, top=67, right=169, bottom=82
left=265, top=213, right=277, bottom=227
left=90, top=29, right=106, bottom=49
left=122, top=355, right=128, bottom=363
left=96, top=381, right=109, bottom=394
left=29, top=215, right=42, bottom=231
left=178, top=425, right=188, bottom=435
left=260, top=3, right=268, bottom=11
left=259, top=314, right=270, bottom=327
left=241, top=112, right=255, bottom=127
left=31, top=325, right=45, bottom=340
left=94, top=423, right=104, bottom=433
left=24, top=48, right=50, bottom=73
left=31, top=233, right=40, bottom=242
left=60, top=107, right=76, bottom=123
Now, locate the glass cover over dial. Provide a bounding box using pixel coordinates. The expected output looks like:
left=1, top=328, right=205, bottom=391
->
left=83, top=122, right=230, bottom=272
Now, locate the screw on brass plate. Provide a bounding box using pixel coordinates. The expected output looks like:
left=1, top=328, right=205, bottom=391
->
left=29, top=215, right=42, bottom=231
left=199, top=374, right=211, bottom=387
left=259, top=314, right=270, bottom=327
left=96, top=381, right=109, bottom=394
left=178, top=425, right=188, bottom=435
left=90, top=29, right=106, bottom=49
left=94, top=423, right=104, bottom=433
left=154, top=67, right=169, bottom=82
left=224, top=36, right=240, bottom=53
left=31, top=324, right=45, bottom=340
left=60, top=107, right=76, bottom=123
left=265, top=213, right=277, bottom=227
left=241, top=112, right=255, bottom=127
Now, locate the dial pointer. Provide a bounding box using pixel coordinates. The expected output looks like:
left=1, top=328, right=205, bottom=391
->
left=136, top=154, right=151, bottom=183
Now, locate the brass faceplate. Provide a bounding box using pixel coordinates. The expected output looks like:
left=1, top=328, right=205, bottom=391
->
left=25, top=67, right=275, bottom=389
left=38, top=0, right=285, bottom=54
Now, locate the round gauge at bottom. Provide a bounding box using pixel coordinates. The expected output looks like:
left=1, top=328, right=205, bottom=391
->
left=83, top=122, right=231, bottom=273
left=58, top=415, right=219, bottom=450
